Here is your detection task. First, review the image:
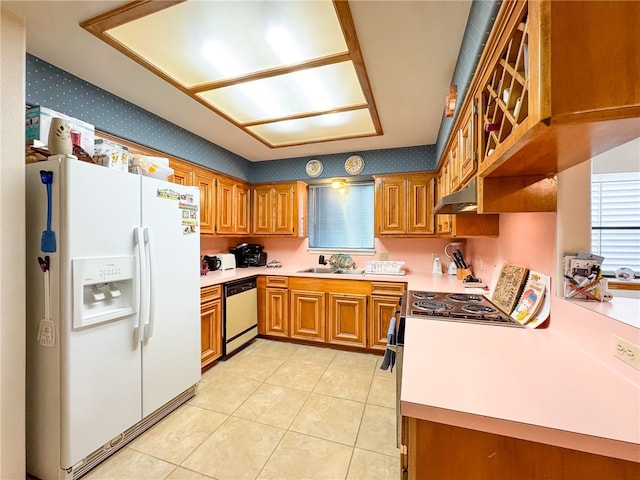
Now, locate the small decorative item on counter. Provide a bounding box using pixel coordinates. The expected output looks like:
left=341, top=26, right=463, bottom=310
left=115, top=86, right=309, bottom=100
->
left=562, top=251, right=612, bottom=302
left=432, top=253, right=442, bottom=275
left=329, top=254, right=354, bottom=269
left=615, top=267, right=635, bottom=281
left=266, top=260, right=282, bottom=268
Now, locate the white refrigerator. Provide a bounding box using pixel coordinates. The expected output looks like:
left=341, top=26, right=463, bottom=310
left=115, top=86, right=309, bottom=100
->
left=25, top=156, right=201, bottom=480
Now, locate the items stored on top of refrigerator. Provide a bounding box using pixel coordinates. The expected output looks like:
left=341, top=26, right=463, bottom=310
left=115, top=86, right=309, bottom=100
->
left=25, top=156, right=201, bottom=480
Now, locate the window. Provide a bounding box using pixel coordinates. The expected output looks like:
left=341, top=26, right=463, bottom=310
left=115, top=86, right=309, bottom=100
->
left=308, top=182, right=374, bottom=250
left=591, top=172, right=640, bottom=275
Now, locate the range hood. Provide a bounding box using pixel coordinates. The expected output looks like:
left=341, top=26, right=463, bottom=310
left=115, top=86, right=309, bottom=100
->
left=434, top=177, right=478, bottom=214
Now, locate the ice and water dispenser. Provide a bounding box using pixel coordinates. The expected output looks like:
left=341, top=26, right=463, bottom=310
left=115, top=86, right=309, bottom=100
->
left=72, top=256, right=137, bottom=328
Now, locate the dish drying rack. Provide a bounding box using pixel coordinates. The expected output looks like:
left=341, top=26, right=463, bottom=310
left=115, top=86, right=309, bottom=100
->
left=365, top=260, right=406, bottom=275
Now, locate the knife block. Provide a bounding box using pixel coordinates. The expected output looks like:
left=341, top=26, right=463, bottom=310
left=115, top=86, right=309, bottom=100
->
left=457, top=268, right=472, bottom=280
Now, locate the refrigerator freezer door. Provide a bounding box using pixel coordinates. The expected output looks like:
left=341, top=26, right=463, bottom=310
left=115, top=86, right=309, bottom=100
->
left=139, top=177, right=201, bottom=417
left=61, top=160, right=143, bottom=468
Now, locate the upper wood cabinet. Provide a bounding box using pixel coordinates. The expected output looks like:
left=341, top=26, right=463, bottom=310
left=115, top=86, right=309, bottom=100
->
left=170, top=159, right=249, bottom=236
left=374, top=173, right=436, bottom=236
left=192, top=170, right=215, bottom=234
left=476, top=0, right=639, bottom=181
left=169, top=159, right=215, bottom=234
left=215, top=177, right=250, bottom=236
left=251, top=181, right=307, bottom=237
left=435, top=174, right=499, bottom=238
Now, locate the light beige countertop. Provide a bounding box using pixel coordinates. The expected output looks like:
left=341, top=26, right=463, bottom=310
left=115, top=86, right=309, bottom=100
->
left=199, top=266, right=639, bottom=463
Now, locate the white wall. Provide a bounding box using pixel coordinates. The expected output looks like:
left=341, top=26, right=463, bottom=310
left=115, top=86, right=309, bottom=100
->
left=592, top=137, right=640, bottom=174
left=0, top=6, right=26, bottom=478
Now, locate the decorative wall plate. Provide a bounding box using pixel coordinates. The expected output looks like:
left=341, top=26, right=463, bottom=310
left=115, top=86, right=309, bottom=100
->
left=305, top=159, right=323, bottom=177
left=345, top=155, right=364, bottom=175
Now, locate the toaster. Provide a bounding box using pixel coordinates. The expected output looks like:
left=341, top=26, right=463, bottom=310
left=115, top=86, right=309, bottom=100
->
left=218, top=253, right=236, bottom=270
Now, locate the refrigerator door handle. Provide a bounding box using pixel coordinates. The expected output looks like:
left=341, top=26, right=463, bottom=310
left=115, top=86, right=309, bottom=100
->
left=143, top=227, right=156, bottom=339
left=134, top=227, right=147, bottom=345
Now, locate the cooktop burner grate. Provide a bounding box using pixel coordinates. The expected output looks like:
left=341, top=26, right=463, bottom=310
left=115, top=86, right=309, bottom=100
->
left=461, top=304, right=498, bottom=314
left=446, top=293, right=483, bottom=303
left=412, top=291, right=439, bottom=300
left=412, top=301, right=452, bottom=311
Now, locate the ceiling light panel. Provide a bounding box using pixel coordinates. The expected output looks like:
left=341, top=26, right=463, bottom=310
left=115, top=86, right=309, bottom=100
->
left=106, top=1, right=348, bottom=87
left=83, top=0, right=382, bottom=148
left=197, top=61, right=366, bottom=123
left=248, top=109, right=376, bottom=146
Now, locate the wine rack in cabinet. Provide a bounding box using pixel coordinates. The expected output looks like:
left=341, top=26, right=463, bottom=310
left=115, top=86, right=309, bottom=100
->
left=480, top=7, right=529, bottom=168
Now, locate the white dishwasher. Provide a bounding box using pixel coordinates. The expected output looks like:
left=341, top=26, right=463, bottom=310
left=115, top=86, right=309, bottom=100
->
left=223, top=277, right=258, bottom=355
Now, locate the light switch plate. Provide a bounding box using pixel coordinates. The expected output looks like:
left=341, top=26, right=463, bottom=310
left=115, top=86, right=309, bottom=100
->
left=612, top=335, right=640, bottom=370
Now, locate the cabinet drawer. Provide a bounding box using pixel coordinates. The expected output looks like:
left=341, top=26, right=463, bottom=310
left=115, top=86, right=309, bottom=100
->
left=371, top=282, right=406, bottom=296
left=266, top=276, right=289, bottom=288
left=201, top=284, right=222, bottom=305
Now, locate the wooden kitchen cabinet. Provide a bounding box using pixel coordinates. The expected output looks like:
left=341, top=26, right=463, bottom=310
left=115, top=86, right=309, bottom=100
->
left=402, top=416, right=639, bottom=480
left=288, top=277, right=372, bottom=345
left=200, top=285, right=222, bottom=369
left=258, top=276, right=289, bottom=338
left=474, top=0, right=639, bottom=206
left=289, top=288, right=326, bottom=343
left=169, top=159, right=215, bottom=234
left=369, top=282, right=405, bottom=350
left=169, top=161, right=191, bottom=186
left=192, top=170, right=215, bottom=234
left=374, top=173, right=436, bottom=236
left=434, top=174, right=499, bottom=238
left=327, top=293, right=368, bottom=348
left=251, top=181, right=307, bottom=237
left=216, top=176, right=250, bottom=236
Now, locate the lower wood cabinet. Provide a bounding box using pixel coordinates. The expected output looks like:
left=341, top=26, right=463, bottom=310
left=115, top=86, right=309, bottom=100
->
left=200, top=285, right=222, bottom=369
left=258, top=276, right=289, bottom=337
left=290, top=289, right=326, bottom=343
left=402, top=416, right=639, bottom=480
left=369, top=282, right=405, bottom=350
left=327, top=293, right=368, bottom=348
left=258, top=276, right=405, bottom=351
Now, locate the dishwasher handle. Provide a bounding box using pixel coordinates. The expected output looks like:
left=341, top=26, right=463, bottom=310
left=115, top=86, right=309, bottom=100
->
left=225, top=278, right=257, bottom=297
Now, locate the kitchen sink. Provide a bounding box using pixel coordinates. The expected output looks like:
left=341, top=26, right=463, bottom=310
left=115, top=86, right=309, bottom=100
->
left=296, top=267, right=365, bottom=275
left=336, top=269, right=365, bottom=275
left=297, top=267, right=339, bottom=274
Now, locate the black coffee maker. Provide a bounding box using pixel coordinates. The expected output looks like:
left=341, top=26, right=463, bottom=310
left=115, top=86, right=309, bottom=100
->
left=230, top=243, right=267, bottom=268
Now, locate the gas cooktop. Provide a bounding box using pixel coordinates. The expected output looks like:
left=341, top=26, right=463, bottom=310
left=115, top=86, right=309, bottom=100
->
left=405, top=291, right=524, bottom=327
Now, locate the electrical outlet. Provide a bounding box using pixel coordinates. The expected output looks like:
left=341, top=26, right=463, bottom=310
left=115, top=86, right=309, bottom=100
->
left=612, top=335, right=640, bottom=370
left=379, top=251, right=389, bottom=261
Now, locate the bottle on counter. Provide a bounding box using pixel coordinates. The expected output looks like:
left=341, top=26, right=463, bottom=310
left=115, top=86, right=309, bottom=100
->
left=432, top=253, right=443, bottom=275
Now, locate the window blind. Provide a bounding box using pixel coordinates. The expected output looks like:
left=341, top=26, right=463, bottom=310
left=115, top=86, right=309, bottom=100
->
left=308, top=183, right=374, bottom=250
left=591, top=172, right=640, bottom=274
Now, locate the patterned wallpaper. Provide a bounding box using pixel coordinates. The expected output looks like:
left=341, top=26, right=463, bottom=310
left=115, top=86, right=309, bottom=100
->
left=435, top=0, right=501, bottom=163
left=25, top=0, right=498, bottom=183
left=25, top=55, right=252, bottom=181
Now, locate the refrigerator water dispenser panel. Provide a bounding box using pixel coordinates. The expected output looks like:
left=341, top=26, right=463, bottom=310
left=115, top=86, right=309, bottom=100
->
left=72, top=256, right=137, bottom=328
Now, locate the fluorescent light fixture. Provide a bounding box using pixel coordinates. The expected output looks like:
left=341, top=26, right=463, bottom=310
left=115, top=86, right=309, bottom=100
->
left=81, top=0, right=382, bottom=149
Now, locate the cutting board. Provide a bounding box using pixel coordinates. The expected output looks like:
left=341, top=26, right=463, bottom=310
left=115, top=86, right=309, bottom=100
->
left=491, top=263, right=529, bottom=314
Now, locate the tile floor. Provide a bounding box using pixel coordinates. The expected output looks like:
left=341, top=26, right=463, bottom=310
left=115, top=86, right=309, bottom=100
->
left=84, top=339, right=399, bottom=480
